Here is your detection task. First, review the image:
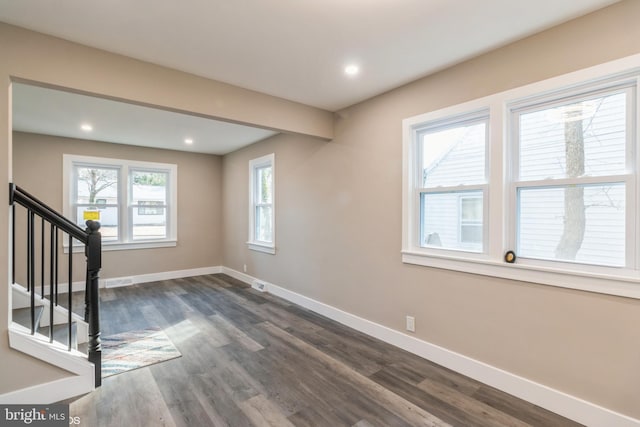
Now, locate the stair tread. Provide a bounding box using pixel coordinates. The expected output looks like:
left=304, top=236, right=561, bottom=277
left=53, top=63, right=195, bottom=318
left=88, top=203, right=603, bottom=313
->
left=38, top=322, right=78, bottom=351
left=12, top=305, right=44, bottom=331
left=77, top=342, right=88, bottom=355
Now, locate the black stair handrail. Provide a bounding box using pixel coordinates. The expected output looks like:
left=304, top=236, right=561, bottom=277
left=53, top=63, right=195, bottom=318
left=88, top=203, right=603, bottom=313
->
left=10, top=184, right=87, bottom=243
left=9, top=183, right=103, bottom=387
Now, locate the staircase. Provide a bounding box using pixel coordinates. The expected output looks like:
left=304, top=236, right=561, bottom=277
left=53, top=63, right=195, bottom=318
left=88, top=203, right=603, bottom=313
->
left=11, top=283, right=86, bottom=352
left=7, top=183, right=103, bottom=398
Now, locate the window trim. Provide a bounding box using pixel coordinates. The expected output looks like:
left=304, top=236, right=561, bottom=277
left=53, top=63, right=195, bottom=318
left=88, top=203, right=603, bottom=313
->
left=63, top=154, right=178, bottom=252
left=247, top=153, right=275, bottom=254
left=402, top=53, right=640, bottom=300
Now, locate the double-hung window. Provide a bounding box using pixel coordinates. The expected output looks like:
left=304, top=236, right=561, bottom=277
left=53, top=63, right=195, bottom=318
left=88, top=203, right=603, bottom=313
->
left=511, top=84, right=633, bottom=268
left=409, top=110, right=489, bottom=254
left=64, top=155, right=177, bottom=251
left=403, top=54, right=640, bottom=299
left=248, top=153, right=275, bottom=254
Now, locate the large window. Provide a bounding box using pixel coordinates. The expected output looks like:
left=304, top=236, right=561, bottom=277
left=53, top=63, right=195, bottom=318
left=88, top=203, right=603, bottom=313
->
left=512, top=88, right=631, bottom=267
left=403, top=55, right=640, bottom=299
left=64, top=155, right=177, bottom=251
left=248, top=153, right=275, bottom=254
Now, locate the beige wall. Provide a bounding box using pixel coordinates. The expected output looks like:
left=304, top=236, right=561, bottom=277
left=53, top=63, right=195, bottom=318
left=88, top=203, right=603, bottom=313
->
left=222, top=0, right=640, bottom=419
left=3, top=132, right=223, bottom=394
left=0, top=20, right=331, bottom=395
left=1, top=0, right=639, bottom=417
left=12, top=132, right=223, bottom=281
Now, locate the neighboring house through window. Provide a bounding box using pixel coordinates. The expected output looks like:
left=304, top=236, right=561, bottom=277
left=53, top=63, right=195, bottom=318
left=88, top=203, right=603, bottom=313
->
left=414, top=110, right=489, bottom=254
left=403, top=54, right=640, bottom=299
left=459, top=195, right=482, bottom=246
left=63, top=155, right=177, bottom=251
left=248, top=153, right=275, bottom=254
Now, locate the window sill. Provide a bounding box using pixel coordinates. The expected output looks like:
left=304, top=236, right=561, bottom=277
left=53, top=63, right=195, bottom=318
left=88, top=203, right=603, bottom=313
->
left=65, top=239, right=177, bottom=254
left=247, top=242, right=276, bottom=255
left=401, top=250, right=640, bottom=300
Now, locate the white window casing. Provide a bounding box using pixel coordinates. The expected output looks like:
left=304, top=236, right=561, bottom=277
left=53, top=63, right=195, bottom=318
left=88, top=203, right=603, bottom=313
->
left=248, top=153, right=275, bottom=254
left=402, top=53, right=640, bottom=299
left=63, top=154, right=178, bottom=252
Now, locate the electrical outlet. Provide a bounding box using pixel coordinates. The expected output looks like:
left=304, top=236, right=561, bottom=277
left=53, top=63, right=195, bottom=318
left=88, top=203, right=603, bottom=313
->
left=406, top=316, right=415, bottom=332
left=243, top=264, right=247, bottom=273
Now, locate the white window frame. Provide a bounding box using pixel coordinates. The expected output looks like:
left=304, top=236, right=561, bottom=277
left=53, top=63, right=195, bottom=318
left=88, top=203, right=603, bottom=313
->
left=402, top=53, right=640, bottom=299
left=247, top=153, right=275, bottom=254
left=63, top=154, right=178, bottom=252
left=509, top=83, right=635, bottom=270
left=414, top=110, right=490, bottom=255
left=459, top=195, right=483, bottom=246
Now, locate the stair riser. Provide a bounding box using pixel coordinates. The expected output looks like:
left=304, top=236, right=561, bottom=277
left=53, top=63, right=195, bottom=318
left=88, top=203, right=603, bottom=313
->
left=12, top=284, right=89, bottom=344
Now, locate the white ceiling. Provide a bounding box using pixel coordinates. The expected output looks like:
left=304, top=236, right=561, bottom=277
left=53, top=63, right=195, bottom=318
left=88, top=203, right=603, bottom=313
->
left=12, top=83, right=277, bottom=155
left=2, top=0, right=621, bottom=154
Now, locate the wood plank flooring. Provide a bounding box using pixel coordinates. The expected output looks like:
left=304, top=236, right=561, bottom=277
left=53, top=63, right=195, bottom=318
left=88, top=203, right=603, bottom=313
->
left=66, top=274, right=583, bottom=427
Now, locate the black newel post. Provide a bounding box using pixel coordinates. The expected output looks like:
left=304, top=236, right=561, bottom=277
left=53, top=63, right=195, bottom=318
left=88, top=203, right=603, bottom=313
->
left=85, top=220, right=102, bottom=387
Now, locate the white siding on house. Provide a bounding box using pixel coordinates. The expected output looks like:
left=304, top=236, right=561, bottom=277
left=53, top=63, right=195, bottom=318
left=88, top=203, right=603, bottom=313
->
left=76, top=183, right=167, bottom=239
left=518, top=183, right=625, bottom=266
left=518, top=92, right=626, bottom=181
left=514, top=89, right=628, bottom=266
left=419, top=121, right=486, bottom=253
left=421, top=190, right=483, bottom=252
left=422, top=122, right=486, bottom=188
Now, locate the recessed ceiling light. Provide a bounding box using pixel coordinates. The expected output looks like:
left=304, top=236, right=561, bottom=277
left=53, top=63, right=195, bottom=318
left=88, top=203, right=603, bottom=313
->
left=184, top=138, right=193, bottom=145
left=345, top=64, right=360, bottom=76
left=80, top=123, right=93, bottom=132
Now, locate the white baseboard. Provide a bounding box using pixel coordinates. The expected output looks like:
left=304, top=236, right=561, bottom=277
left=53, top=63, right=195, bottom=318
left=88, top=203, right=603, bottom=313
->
left=221, top=267, right=639, bottom=427
left=9, top=265, right=638, bottom=425
left=3, top=266, right=223, bottom=404
left=103, top=266, right=222, bottom=288
left=221, top=267, right=255, bottom=285
left=15, top=266, right=224, bottom=293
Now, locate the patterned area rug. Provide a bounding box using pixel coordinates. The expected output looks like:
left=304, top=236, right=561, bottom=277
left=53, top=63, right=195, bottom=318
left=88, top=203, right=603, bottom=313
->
left=102, top=328, right=181, bottom=377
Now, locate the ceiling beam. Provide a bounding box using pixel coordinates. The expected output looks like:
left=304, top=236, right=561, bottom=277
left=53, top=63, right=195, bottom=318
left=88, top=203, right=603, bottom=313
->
left=1, top=22, right=334, bottom=141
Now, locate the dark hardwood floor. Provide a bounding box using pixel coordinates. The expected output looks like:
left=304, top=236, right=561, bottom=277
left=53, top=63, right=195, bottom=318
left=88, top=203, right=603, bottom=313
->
left=66, top=274, right=582, bottom=427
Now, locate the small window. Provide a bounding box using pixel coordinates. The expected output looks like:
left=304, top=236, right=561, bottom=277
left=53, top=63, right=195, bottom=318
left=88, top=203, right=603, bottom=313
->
left=75, top=165, right=119, bottom=241
left=248, top=154, right=275, bottom=254
left=416, top=112, right=488, bottom=253
left=130, top=170, right=168, bottom=240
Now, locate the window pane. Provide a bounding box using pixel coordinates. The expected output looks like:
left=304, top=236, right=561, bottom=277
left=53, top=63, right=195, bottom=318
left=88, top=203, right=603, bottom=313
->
left=461, top=197, right=482, bottom=221
left=76, top=167, right=118, bottom=204
left=460, top=196, right=482, bottom=244
left=131, top=171, right=167, bottom=204
left=420, top=190, right=483, bottom=252
left=517, top=183, right=625, bottom=266
left=136, top=201, right=164, bottom=215
left=76, top=206, right=118, bottom=241
left=519, top=92, right=626, bottom=181
left=256, top=166, right=273, bottom=204
left=133, top=209, right=166, bottom=240
left=421, top=121, right=486, bottom=188
left=255, top=205, right=273, bottom=243
left=460, top=225, right=482, bottom=244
